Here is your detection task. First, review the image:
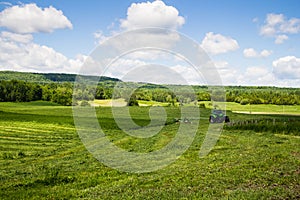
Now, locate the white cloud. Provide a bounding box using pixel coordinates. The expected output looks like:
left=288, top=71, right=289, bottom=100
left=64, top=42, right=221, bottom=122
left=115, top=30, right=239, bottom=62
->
left=0, top=31, right=84, bottom=74
left=0, top=3, right=72, bottom=34
left=273, top=56, right=300, bottom=79
left=101, top=57, right=147, bottom=79
left=275, top=34, right=288, bottom=44
left=243, top=48, right=257, bottom=58
left=266, top=13, right=284, bottom=26
left=172, top=64, right=206, bottom=85
left=121, top=64, right=193, bottom=85
left=260, top=14, right=284, bottom=36
left=245, top=66, right=270, bottom=79
left=1, top=31, right=33, bottom=43
left=260, top=13, right=300, bottom=44
left=66, top=54, right=87, bottom=73
left=260, top=50, right=272, bottom=57
left=237, top=64, right=300, bottom=87
left=120, top=0, right=185, bottom=30
left=93, top=30, right=110, bottom=44
left=243, top=48, right=272, bottom=58
left=0, top=3, right=80, bottom=74
left=280, top=17, right=300, bottom=34
left=213, top=61, right=238, bottom=85
left=208, top=60, right=300, bottom=87
left=200, top=32, right=239, bottom=55
left=93, top=1, right=185, bottom=61
left=210, top=60, right=279, bottom=86
left=242, top=66, right=275, bottom=86
left=93, top=28, right=183, bottom=64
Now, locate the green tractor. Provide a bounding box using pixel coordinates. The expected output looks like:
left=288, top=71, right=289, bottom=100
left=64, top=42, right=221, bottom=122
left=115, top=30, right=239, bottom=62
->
left=209, top=110, right=230, bottom=123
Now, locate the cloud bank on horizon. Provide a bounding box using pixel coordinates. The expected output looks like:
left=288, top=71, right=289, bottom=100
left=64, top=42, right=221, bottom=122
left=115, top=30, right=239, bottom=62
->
left=0, top=0, right=299, bottom=87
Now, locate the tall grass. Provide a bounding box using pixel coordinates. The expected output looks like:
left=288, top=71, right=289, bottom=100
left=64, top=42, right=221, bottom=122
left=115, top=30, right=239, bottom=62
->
left=225, top=117, right=300, bottom=135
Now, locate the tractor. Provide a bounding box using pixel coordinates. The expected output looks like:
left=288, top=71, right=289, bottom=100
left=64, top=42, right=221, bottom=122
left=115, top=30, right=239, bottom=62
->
left=209, top=110, right=230, bottom=123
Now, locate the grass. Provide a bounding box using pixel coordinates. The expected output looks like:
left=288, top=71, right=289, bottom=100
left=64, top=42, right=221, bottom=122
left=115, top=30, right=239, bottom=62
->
left=92, top=99, right=127, bottom=107
left=92, top=99, right=172, bottom=107
left=0, top=101, right=299, bottom=199
left=200, top=101, right=300, bottom=115
left=225, top=117, right=300, bottom=135
left=93, top=99, right=300, bottom=115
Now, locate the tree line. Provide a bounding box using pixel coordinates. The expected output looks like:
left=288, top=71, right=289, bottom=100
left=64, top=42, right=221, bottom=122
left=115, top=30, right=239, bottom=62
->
left=225, top=88, right=300, bottom=105
left=0, top=80, right=299, bottom=106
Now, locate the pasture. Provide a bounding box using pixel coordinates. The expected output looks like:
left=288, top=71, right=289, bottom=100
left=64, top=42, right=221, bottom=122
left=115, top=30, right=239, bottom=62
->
left=0, top=101, right=299, bottom=199
left=199, top=101, right=300, bottom=115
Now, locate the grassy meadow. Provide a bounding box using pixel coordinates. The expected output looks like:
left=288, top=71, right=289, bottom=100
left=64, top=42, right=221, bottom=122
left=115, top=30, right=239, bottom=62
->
left=92, top=99, right=300, bottom=114
left=198, top=101, right=300, bottom=115
left=0, top=101, right=299, bottom=199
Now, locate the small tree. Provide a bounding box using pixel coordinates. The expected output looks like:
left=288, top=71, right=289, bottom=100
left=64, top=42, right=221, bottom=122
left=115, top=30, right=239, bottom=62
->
left=127, top=95, right=138, bottom=106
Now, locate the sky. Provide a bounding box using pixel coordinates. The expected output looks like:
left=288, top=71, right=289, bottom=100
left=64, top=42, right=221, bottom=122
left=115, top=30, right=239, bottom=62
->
left=0, top=0, right=300, bottom=87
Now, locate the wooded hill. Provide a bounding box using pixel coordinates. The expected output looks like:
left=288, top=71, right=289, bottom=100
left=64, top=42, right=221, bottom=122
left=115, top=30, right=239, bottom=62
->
left=0, top=71, right=120, bottom=83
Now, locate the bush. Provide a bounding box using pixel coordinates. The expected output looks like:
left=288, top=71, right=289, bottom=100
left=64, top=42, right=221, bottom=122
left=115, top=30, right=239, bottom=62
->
left=127, top=95, right=139, bottom=106
left=240, top=99, right=249, bottom=105
left=199, top=103, right=206, bottom=108
left=80, top=100, right=90, bottom=107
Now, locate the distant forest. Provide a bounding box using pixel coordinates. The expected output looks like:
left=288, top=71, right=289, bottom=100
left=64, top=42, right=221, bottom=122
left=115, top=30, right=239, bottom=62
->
left=0, top=71, right=299, bottom=106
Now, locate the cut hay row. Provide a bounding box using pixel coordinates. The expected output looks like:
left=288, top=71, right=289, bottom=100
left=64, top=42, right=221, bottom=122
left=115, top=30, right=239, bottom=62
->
left=0, top=121, right=78, bottom=163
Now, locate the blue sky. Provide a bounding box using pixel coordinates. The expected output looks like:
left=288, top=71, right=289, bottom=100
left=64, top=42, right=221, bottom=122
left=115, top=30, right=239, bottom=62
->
left=0, top=0, right=300, bottom=86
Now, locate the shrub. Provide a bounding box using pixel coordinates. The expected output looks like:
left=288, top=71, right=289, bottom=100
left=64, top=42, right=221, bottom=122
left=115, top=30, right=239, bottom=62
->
left=240, top=99, right=249, bottom=105
left=199, top=103, right=206, bottom=108
left=80, top=100, right=90, bottom=107
left=127, top=95, right=139, bottom=106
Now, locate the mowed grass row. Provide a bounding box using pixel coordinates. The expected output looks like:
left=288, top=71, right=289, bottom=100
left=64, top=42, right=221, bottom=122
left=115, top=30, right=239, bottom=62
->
left=0, top=101, right=299, bottom=199
left=0, top=121, right=75, bottom=154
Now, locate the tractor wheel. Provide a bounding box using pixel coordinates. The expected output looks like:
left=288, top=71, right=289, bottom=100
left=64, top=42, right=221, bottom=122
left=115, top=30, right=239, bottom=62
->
left=225, top=116, right=230, bottom=123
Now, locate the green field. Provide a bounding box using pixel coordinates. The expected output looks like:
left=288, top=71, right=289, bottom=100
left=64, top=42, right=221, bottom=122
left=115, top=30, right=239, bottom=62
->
left=93, top=99, right=300, bottom=115
left=0, top=101, right=299, bottom=199
left=199, top=101, right=300, bottom=115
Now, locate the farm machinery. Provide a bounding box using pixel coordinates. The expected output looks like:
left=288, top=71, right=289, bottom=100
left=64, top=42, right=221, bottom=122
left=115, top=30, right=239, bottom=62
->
left=209, top=110, right=230, bottom=123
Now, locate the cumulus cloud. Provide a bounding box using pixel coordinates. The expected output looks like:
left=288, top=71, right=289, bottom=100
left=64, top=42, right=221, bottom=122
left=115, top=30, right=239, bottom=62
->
left=245, top=66, right=270, bottom=79
left=0, top=3, right=72, bottom=34
left=213, top=61, right=238, bottom=85
left=200, top=32, right=239, bottom=55
left=273, top=56, right=300, bottom=79
left=243, top=48, right=257, bottom=58
left=239, top=66, right=275, bottom=86
left=207, top=61, right=272, bottom=86
left=211, top=61, right=300, bottom=87
left=275, top=34, right=288, bottom=44
left=0, top=3, right=81, bottom=74
left=260, top=13, right=300, bottom=44
left=120, top=0, right=185, bottom=30
left=101, top=57, right=147, bottom=79
left=93, top=1, right=186, bottom=62
left=1, top=31, right=33, bottom=43
left=93, top=30, right=111, bottom=45
left=209, top=60, right=279, bottom=86
left=0, top=31, right=84, bottom=73
left=243, top=48, right=272, bottom=58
